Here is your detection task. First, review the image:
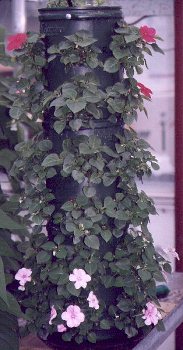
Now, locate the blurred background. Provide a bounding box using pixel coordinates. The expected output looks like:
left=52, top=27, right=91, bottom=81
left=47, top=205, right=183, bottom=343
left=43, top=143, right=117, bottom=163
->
left=0, top=0, right=178, bottom=349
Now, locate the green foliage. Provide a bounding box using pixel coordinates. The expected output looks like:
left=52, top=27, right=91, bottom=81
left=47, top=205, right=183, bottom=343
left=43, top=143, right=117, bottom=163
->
left=47, top=0, right=105, bottom=7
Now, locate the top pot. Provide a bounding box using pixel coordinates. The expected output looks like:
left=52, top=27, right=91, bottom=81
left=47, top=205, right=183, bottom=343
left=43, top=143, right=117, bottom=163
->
left=39, top=6, right=123, bottom=90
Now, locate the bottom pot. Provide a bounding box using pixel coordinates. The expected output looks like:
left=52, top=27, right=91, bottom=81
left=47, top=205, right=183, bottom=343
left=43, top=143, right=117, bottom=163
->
left=42, top=329, right=144, bottom=350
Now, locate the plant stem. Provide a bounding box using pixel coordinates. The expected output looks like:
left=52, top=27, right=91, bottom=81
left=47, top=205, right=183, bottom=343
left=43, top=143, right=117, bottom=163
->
left=67, top=0, right=73, bottom=6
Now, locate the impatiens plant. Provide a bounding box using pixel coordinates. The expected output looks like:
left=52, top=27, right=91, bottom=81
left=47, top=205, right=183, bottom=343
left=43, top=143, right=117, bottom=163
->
left=4, top=2, right=175, bottom=346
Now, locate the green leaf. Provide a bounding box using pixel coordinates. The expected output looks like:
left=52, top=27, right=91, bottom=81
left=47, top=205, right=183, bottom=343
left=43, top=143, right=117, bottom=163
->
left=104, top=57, right=120, bottom=73
left=100, top=319, right=111, bottom=330
left=85, top=207, right=96, bottom=217
left=0, top=311, right=19, bottom=350
left=104, top=196, right=116, bottom=210
left=86, top=104, right=102, bottom=119
left=124, top=33, right=139, bottom=43
left=0, top=257, right=8, bottom=306
left=69, top=119, right=82, bottom=131
left=46, top=168, right=57, bottom=178
left=83, top=187, right=96, bottom=198
left=103, top=252, right=114, bottom=261
left=38, top=140, right=53, bottom=151
left=105, top=209, right=116, bottom=218
left=63, top=153, right=75, bottom=173
left=0, top=237, right=21, bottom=259
left=41, top=242, right=56, bottom=251
left=61, top=201, right=74, bottom=211
left=151, top=162, right=160, bottom=170
left=66, top=282, right=81, bottom=296
left=0, top=209, right=25, bottom=230
left=112, top=47, right=131, bottom=60
left=138, top=269, right=152, bottom=282
left=84, top=235, right=99, bottom=250
left=66, top=99, right=86, bottom=114
left=0, top=312, right=18, bottom=340
left=87, top=332, right=97, bottom=343
left=117, top=299, right=132, bottom=312
left=62, top=332, right=73, bottom=342
left=36, top=251, right=51, bottom=264
left=65, top=31, right=97, bottom=47
left=53, top=120, right=66, bottom=134
left=56, top=248, right=67, bottom=259
left=116, top=210, right=130, bottom=221
left=125, top=326, right=138, bottom=338
left=9, top=107, right=22, bottom=119
left=41, top=153, right=61, bottom=167
left=156, top=319, right=165, bottom=331
left=101, top=230, right=112, bottom=243
left=6, top=292, right=22, bottom=317
left=79, top=143, right=92, bottom=155
left=34, top=55, right=46, bottom=67
left=103, top=173, right=116, bottom=187
left=89, top=158, right=104, bottom=171
left=43, top=205, right=55, bottom=215
left=62, top=85, right=77, bottom=99
left=115, top=276, right=124, bottom=287
left=76, top=195, right=89, bottom=207
left=116, top=258, right=130, bottom=270
left=85, top=262, right=98, bottom=275
left=151, top=43, right=164, bottom=55
left=50, top=96, right=65, bottom=108
left=0, top=149, right=17, bottom=171
left=72, top=170, right=85, bottom=184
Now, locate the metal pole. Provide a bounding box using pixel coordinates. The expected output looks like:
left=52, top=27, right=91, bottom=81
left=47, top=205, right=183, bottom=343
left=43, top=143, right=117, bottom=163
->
left=12, top=0, right=26, bottom=33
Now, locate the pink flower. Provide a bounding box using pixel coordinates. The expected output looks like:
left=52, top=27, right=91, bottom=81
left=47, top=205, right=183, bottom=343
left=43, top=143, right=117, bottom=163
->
left=7, top=33, right=28, bottom=51
left=87, top=291, right=99, bottom=310
left=61, top=305, right=85, bottom=328
left=49, top=306, right=57, bottom=325
left=15, top=268, right=32, bottom=289
left=139, top=26, right=156, bottom=43
left=69, top=269, right=91, bottom=289
left=142, top=302, right=162, bottom=326
left=137, top=82, right=153, bottom=98
left=57, top=324, right=67, bottom=333
left=163, top=248, right=180, bottom=261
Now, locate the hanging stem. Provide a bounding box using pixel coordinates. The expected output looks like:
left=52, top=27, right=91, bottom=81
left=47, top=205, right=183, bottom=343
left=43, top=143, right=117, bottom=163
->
left=67, top=0, right=73, bottom=6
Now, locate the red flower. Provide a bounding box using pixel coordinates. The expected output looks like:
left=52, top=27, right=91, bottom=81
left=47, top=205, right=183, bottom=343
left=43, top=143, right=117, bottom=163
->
left=137, top=82, right=152, bottom=98
left=139, top=26, right=156, bottom=43
left=7, top=33, right=28, bottom=51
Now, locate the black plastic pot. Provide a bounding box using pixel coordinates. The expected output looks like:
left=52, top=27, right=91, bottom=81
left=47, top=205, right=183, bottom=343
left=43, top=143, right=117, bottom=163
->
left=39, top=6, right=127, bottom=347
left=44, top=330, right=144, bottom=350
left=39, top=6, right=123, bottom=90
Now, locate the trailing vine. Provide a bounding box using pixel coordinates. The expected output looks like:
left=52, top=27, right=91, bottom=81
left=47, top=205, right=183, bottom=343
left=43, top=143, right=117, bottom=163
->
left=7, top=14, right=173, bottom=345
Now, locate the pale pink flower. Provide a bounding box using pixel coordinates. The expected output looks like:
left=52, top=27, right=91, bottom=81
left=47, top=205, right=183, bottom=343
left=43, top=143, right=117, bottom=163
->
left=49, top=306, right=57, bottom=325
left=142, top=302, right=162, bottom=326
left=87, top=291, right=99, bottom=310
left=18, top=318, right=27, bottom=328
left=61, top=305, right=85, bottom=328
left=69, top=269, right=91, bottom=289
left=163, top=248, right=180, bottom=261
left=15, top=268, right=32, bottom=288
left=18, top=285, right=25, bottom=291
left=57, top=324, right=67, bottom=333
